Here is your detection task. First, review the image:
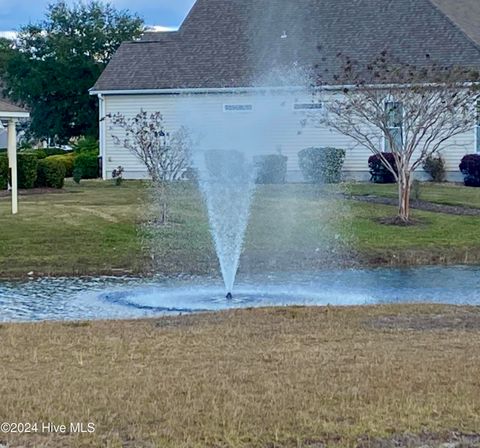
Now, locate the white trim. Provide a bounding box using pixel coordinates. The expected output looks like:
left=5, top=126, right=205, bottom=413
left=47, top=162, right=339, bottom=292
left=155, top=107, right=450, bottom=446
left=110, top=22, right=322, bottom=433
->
left=98, top=94, right=107, bottom=179
left=7, top=119, right=17, bottom=214
left=90, top=81, right=480, bottom=97
left=475, top=99, right=480, bottom=153
left=90, top=86, right=307, bottom=96
left=0, top=111, right=29, bottom=119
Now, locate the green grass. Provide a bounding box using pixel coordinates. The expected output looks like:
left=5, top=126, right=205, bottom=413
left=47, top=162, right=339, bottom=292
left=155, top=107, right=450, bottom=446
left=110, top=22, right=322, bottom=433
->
left=0, top=180, right=148, bottom=277
left=347, top=181, right=480, bottom=208
left=1, top=180, right=480, bottom=277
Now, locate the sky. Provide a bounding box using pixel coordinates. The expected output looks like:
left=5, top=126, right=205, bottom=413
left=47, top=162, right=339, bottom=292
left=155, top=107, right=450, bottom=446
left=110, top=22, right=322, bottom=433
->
left=0, top=0, right=196, bottom=31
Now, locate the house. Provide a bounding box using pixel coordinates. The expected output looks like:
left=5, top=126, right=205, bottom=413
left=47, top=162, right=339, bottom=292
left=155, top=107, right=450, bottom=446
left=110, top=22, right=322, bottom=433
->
left=91, top=0, right=480, bottom=181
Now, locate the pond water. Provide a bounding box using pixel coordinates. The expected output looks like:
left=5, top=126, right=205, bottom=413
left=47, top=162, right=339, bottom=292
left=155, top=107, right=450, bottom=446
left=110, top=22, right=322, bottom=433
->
left=1, top=265, right=479, bottom=323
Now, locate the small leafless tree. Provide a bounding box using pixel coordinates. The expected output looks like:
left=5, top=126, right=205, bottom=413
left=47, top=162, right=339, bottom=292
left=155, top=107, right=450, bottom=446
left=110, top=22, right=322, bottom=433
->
left=109, top=110, right=191, bottom=223
left=314, top=53, right=479, bottom=223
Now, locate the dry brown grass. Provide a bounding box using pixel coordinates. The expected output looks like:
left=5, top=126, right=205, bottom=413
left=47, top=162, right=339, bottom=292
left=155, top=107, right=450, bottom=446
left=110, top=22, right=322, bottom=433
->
left=0, top=305, right=479, bottom=448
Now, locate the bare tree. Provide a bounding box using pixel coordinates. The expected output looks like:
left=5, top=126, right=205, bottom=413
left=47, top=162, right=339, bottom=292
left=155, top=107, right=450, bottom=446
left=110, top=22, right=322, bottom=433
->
left=109, top=110, right=191, bottom=223
left=314, top=53, right=478, bottom=223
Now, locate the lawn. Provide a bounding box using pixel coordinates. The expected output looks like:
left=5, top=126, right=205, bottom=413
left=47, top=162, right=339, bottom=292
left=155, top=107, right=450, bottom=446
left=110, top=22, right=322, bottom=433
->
left=0, top=180, right=148, bottom=277
left=1, top=180, right=480, bottom=277
left=0, top=305, right=479, bottom=448
left=347, top=181, right=480, bottom=209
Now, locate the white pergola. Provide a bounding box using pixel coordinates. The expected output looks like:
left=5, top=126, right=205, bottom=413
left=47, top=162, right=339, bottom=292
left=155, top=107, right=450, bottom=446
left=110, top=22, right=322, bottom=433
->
left=0, top=100, right=30, bottom=214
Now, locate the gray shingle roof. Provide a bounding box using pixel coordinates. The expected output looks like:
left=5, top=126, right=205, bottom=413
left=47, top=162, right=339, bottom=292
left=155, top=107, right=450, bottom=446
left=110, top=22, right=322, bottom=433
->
left=0, top=99, right=28, bottom=114
left=431, top=0, right=480, bottom=49
left=92, top=0, right=480, bottom=92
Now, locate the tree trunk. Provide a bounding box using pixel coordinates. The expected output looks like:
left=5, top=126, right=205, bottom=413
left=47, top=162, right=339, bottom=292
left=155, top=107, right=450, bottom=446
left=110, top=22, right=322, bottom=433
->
left=151, top=175, right=169, bottom=225
left=397, top=169, right=412, bottom=223
left=158, top=181, right=168, bottom=225
left=160, top=198, right=168, bottom=224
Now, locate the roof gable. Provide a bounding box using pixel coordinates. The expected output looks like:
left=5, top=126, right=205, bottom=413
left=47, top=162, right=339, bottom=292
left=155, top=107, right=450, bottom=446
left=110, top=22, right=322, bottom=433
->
left=93, top=0, right=480, bottom=92
left=430, top=0, right=480, bottom=49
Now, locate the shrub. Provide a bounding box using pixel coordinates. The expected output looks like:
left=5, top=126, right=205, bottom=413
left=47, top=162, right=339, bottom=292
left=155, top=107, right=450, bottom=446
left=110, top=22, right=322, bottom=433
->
left=43, top=147, right=72, bottom=157
left=73, top=167, right=82, bottom=184
left=0, top=153, right=39, bottom=189
left=17, top=153, right=38, bottom=189
left=47, top=154, right=75, bottom=177
left=0, top=154, right=8, bottom=190
left=33, top=149, right=48, bottom=159
left=72, top=136, right=99, bottom=154
left=368, top=153, right=398, bottom=183
left=36, top=158, right=66, bottom=189
left=411, top=179, right=421, bottom=200
left=73, top=152, right=99, bottom=179
left=112, top=166, right=124, bottom=186
left=183, top=167, right=198, bottom=182
left=423, top=154, right=446, bottom=182
left=459, top=154, right=480, bottom=187
left=298, top=147, right=345, bottom=184
left=254, top=154, right=288, bottom=184
left=19, top=148, right=47, bottom=160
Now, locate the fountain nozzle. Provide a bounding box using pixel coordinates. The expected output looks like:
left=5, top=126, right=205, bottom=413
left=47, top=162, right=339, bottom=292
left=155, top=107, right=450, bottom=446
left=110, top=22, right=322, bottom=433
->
left=226, top=292, right=233, bottom=300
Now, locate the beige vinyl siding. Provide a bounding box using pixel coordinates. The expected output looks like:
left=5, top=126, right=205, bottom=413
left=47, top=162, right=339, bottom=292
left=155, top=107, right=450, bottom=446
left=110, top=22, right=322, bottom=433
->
left=103, top=92, right=476, bottom=180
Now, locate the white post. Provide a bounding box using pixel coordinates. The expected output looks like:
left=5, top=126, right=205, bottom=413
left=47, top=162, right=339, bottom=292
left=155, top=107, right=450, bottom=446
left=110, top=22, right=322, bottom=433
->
left=7, top=119, right=17, bottom=214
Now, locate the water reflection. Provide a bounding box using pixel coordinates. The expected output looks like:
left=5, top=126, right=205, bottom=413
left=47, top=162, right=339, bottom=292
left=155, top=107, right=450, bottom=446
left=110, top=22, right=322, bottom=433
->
left=0, top=266, right=479, bottom=323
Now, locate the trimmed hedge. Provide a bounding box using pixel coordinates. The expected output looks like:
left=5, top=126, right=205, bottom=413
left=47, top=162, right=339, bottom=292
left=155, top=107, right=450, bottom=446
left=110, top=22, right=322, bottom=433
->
left=17, top=153, right=38, bottom=189
left=460, top=154, right=480, bottom=187
left=47, top=153, right=75, bottom=177
left=36, top=158, right=66, bottom=189
left=73, top=152, right=99, bottom=179
left=43, top=147, right=73, bottom=157
left=32, top=149, right=48, bottom=159
left=0, top=155, right=8, bottom=189
left=298, top=147, right=346, bottom=184
left=0, top=152, right=69, bottom=190
left=368, top=153, right=398, bottom=184
left=255, top=154, right=288, bottom=184
left=0, top=153, right=39, bottom=189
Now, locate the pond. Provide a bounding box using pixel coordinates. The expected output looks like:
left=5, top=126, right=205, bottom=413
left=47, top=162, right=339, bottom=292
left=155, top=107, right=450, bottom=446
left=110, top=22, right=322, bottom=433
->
left=1, top=265, right=479, bottom=323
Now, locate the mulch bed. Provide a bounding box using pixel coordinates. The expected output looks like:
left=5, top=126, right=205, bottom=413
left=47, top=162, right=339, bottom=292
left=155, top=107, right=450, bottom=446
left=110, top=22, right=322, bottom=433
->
left=350, top=194, right=480, bottom=216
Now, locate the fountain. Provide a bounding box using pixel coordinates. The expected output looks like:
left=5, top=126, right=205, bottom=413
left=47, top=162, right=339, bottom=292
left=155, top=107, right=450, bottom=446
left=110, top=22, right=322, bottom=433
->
left=197, top=149, right=257, bottom=297
left=180, top=78, right=311, bottom=297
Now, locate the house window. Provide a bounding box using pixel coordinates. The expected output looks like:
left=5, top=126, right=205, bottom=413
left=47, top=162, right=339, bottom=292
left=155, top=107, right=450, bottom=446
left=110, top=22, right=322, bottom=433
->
left=223, top=104, right=253, bottom=113
left=385, top=101, right=403, bottom=152
left=293, top=102, right=322, bottom=111
left=476, top=101, right=480, bottom=153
